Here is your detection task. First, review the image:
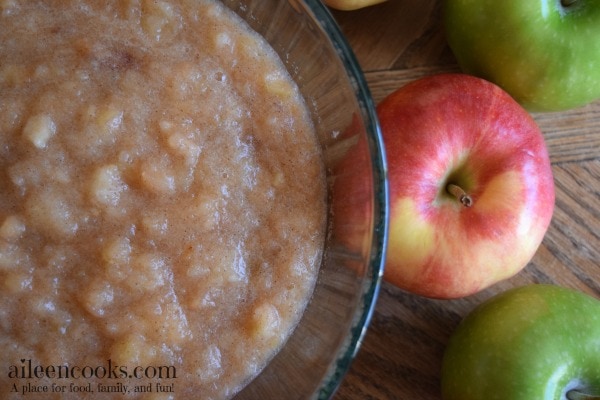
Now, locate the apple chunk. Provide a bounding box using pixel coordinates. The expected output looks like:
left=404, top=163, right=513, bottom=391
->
left=377, top=74, right=555, bottom=298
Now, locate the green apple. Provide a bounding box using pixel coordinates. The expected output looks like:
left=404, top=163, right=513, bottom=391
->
left=441, top=284, right=600, bottom=400
left=444, top=0, right=600, bottom=111
left=323, top=0, right=387, bottom=11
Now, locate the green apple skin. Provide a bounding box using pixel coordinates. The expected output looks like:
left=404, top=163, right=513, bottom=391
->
left=441, top=284, right=600, bottom=400
left=444, top=0, right=600, bottom=112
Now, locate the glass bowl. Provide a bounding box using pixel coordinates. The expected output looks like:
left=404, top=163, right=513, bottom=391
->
left=220, top=0, right=389, bottom=398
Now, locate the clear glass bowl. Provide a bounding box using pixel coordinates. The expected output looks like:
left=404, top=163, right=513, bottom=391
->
left=220, top=1, right=389, bottom=399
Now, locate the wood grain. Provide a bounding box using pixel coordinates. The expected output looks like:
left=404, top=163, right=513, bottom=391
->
left=330, top=1, right=600, bottom=399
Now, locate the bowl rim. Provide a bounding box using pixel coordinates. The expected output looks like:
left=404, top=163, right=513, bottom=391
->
left=302, top=1, right=389, bottom=398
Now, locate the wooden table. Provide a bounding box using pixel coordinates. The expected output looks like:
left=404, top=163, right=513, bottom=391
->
left=328, top=1, right=600, bottom=399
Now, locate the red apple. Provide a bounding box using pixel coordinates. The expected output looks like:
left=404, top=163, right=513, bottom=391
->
left=377, top=74, right=554, bottom=298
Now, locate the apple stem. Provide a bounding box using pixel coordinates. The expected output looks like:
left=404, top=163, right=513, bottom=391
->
left=567, top=390, right=600, bottom=400
left=446, top=183, right=473, bottom=207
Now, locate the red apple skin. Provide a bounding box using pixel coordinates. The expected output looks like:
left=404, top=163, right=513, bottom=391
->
left=378, top=74, right=555, bottom=299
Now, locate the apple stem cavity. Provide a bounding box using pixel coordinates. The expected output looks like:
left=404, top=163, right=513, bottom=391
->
left=446, top=183, right=473, bottom=207
left=567, top=389, right=600, bottom=400
left=561, top=0, right=577, bottom=6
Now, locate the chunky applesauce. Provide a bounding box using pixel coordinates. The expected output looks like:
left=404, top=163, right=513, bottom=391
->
left=0, top=1, right=326, bottom=399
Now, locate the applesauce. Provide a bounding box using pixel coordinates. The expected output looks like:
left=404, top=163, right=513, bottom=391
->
left=0, top=1, right=326, bottom=399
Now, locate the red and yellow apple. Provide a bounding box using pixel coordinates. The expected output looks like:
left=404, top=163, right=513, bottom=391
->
left=377, top=74, right=555, bottom=298
left=323, top=0, right=387, bottom=11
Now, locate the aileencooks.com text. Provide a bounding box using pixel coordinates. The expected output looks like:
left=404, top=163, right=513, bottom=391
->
left=7, top=359, right=177, bottom=380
